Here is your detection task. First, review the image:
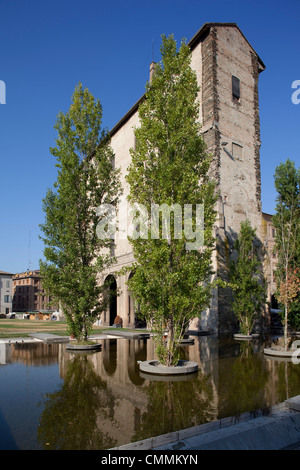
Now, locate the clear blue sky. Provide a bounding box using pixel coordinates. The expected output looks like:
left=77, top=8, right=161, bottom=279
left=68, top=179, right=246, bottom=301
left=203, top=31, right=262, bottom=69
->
left=0, top=0, right=299, bottom=274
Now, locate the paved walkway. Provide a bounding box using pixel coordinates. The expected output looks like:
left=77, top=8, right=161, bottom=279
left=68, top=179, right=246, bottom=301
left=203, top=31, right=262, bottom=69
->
left=112, top=397, right=300, bottom=450
left=0, top=329, right=150, bottom=344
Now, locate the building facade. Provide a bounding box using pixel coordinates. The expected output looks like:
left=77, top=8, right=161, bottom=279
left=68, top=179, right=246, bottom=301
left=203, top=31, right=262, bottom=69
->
left=0, top=271, right=13, bottom=315
left=12, top=270, right=57, bottom=316
left=100, top=23, right=269, bottom=335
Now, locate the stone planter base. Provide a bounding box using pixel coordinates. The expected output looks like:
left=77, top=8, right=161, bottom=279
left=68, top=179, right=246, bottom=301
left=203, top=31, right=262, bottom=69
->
left=233, top=333, right=260, bottom=340
left=138, top=359, right=198, bottom=376
left=66, top=342, right=102, bottom=351
left=139, top=371, right=197, bottom=382
left=234, top=334, right=253, bottom=340
left=264, top=347, right=298, bottom=359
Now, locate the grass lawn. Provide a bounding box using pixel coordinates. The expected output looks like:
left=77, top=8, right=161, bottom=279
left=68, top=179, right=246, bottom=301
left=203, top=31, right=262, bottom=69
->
left=0, top=319, right=102, bottom=338
left=0, top=319, right=145, bottom=338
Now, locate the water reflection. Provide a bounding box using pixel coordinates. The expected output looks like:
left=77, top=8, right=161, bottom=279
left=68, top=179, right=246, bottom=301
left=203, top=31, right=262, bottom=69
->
left=217, top=340, right=270, bottom=417
left=1, top=335, right=300, bottom=450
left=38, top=353, right=116, bottom=450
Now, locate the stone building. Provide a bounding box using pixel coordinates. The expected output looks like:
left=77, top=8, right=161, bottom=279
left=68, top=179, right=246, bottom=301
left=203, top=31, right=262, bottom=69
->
left=12, top=270, right=57, bottom=317
left=100, top=22, right=269, bottom=335
left=0, top=270, right=13, bottom=315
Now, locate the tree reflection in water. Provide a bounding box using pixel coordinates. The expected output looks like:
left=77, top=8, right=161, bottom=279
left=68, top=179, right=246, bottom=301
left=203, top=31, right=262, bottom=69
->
left=218, top=340, right=269, bottom=417
left=133, top=372, right=215, bottom=443
left=33, top=337, right=300, bottom=450
left=38, top=353, right=116, bottom=450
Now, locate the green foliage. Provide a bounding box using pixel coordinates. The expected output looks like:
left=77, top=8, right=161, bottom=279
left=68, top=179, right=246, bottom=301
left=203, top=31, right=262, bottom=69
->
left=40, top=83, right=121, bottom=342
left=229, top=220, right=266, bottom=335
left=273, top=159, right=300, bottom=341
left=126, top=34, right=217, bottom=366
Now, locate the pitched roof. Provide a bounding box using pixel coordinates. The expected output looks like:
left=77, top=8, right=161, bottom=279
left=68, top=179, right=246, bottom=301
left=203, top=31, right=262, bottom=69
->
left=110, top=22, right=265, bottom=137
left=188, top=23, right=265, bottom=70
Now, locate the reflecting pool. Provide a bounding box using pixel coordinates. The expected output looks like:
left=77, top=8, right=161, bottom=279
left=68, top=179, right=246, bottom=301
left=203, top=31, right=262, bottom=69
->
left=1, top=335, right=300, bottom=450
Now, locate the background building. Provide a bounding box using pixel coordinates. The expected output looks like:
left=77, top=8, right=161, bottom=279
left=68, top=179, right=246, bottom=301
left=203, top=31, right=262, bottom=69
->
left=0, top=270, right=13, bottom=315
left=12, top=270, right=57, bottom=317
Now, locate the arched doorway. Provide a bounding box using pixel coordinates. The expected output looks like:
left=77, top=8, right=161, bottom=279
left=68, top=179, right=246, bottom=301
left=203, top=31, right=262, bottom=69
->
left=271, top=294, right=279, bottom=309
left=128, top=271, right=135, bottom=327
left=128, top=271, right=146, bottom=328
left=105, top=275, right=117, bottom=326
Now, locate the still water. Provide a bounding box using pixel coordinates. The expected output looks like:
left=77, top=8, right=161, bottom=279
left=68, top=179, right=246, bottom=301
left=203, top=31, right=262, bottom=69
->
left=0, top=335, right=300, bottom=450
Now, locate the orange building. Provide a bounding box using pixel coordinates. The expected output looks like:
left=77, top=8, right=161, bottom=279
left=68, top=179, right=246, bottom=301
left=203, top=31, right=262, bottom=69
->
left=12, top=270, right=57, bottom=316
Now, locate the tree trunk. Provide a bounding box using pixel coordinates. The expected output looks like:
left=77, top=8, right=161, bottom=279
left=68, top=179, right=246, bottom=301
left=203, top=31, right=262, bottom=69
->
left=284, top=304, right=288, bottom=350
left=284, top=266, right=288, bottom=350
left=166, top=318, right=175, bottom=367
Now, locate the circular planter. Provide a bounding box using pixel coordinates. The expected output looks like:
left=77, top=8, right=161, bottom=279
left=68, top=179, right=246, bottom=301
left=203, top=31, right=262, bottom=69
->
left=66, top=342, right=102, bottom=351
left=264, top=347, right=298, bottom=359
left=138, top=359, right=198, bottom=376
left=139, top=371, right=198, bottom=382
left=234, top=334, right=253, bottom=340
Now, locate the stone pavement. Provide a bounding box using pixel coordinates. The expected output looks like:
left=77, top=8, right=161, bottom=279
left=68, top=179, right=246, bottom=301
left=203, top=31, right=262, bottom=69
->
left=0, top=329, right=150, bottom=344
left=113, top=397, right=300, bottom=450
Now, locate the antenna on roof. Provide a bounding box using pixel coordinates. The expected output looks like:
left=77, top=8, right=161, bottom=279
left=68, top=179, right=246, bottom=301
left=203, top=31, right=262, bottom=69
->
left=27, top=231, right=32, bottom=272
left=152, top=39, right=154, bottom=62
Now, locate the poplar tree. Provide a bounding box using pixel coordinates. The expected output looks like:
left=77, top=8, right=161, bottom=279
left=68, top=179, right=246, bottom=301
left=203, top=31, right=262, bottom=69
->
left=126, top=35, right=217, bottom=366
left=273, top=159, right=300, bottom=347
left=40, top=83, right=121, bottom=342
left=229, top=220, right=266, bottom=335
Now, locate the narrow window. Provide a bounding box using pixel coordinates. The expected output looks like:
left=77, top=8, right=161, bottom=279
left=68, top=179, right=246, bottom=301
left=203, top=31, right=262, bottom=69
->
left=110, top=240, right=115, bottom=257
left=232, top=76, right=240, bottom=101
left=232, top=142, right=243, bottom=161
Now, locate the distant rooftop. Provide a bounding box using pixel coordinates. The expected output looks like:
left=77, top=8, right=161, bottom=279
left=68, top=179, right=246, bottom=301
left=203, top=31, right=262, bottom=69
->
left=13, top=270, right=41, bottom=278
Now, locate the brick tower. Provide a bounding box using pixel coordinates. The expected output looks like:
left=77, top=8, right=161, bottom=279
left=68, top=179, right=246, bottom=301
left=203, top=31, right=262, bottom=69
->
left=103, top=23, right=266, bottom=335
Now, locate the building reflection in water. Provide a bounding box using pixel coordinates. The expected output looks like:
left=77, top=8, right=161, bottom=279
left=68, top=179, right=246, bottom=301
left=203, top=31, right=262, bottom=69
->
left=2, top=336, right=300, bottom=450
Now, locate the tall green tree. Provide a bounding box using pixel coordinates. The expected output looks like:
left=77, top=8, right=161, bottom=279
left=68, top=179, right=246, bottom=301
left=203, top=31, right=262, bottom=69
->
left=126, top=35, right=217, bottom=366
left=229, top=220, right=266, bottom=335
left=40, top=83, right=121, bottom=342
left=273, top=159, right=300, bottom=347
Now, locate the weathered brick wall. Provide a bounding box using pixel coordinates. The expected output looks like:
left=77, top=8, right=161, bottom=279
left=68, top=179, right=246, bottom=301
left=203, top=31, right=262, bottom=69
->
left=198, top=25, right=265, bottom=335
left=103, top=24, right=266, bottom=334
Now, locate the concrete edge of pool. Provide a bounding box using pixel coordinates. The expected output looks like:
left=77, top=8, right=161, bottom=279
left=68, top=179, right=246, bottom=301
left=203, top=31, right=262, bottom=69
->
left=112, top=397, right=300, bottom=450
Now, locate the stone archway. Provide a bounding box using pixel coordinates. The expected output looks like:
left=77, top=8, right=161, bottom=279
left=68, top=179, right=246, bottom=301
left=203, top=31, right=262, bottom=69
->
left=105, top=274, right=117, bottom=326
left=128, top=271, right=135, bottom=327
left=128, top=271, right=146, bottom=329
left=271, top=294, right=278, bottom=309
